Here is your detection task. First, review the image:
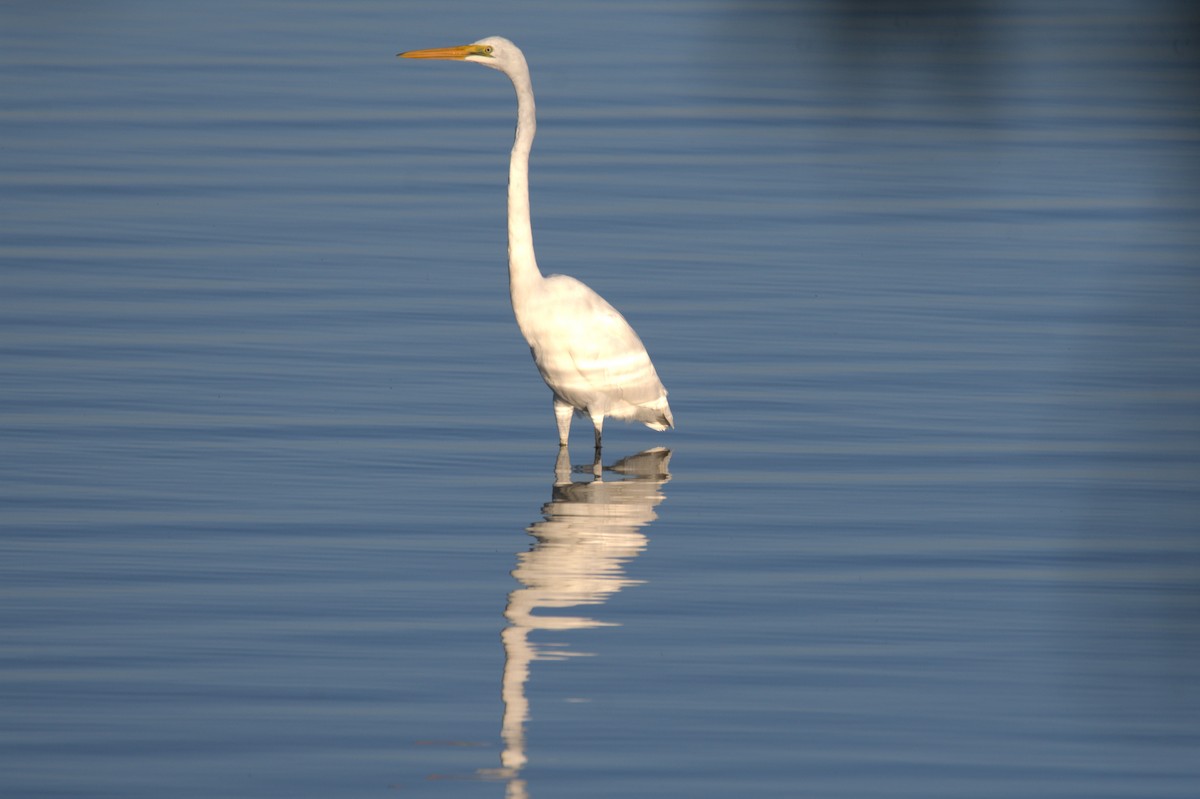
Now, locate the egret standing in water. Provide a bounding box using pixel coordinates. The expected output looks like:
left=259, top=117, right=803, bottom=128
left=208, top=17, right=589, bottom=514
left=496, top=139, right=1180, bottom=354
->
left=399, top=37, right=673, bottom=452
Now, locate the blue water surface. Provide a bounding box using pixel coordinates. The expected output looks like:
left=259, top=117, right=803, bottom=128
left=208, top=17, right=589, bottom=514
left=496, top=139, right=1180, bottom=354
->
left=2, top=1, right=1198, bottom=797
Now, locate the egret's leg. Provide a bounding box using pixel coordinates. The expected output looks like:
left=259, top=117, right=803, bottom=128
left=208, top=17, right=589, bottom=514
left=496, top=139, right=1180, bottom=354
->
left=590, top=414, right=604, bottom=452
left=553, top=399, right=573, bottom=447
left=553, top=446, right=572, bottom=483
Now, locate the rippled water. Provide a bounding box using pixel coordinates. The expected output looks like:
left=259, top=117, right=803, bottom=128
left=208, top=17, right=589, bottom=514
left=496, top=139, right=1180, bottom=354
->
left=2, top=1, right=1198, bottom=797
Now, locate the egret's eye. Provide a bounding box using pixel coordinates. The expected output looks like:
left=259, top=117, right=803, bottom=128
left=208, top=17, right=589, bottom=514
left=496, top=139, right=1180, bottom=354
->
left=483, top=46, right=494, bottom=55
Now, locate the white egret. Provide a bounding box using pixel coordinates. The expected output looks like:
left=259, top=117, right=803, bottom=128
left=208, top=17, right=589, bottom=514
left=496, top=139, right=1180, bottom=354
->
left=399, top=37, right=673, bottom=452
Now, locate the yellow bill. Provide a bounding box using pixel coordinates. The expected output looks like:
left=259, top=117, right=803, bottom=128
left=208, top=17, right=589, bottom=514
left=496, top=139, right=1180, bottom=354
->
left=398, top=44, right=492, bottom=60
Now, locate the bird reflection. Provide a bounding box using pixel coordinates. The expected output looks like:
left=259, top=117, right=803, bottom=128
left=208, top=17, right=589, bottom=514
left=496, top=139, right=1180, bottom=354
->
left=479, top=447, right=672, bottom=796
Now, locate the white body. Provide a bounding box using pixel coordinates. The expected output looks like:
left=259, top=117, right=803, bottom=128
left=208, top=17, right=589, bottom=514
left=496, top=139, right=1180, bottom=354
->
left=516, top=272, right=673, bottom=441
left=402, top=36, right=673, bottom=449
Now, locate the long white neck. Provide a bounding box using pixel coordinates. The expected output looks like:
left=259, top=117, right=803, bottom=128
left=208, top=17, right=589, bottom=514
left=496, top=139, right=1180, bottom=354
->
left=506, top=66, right=542, bottom=302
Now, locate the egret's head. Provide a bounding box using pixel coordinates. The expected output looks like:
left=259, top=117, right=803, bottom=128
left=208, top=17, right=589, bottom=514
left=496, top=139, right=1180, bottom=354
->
left=398, top=36, right=526, bottom=78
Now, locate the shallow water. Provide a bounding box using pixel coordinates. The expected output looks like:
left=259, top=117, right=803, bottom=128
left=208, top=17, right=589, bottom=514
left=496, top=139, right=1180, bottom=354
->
left=2, top=1, right=1198, bottom=797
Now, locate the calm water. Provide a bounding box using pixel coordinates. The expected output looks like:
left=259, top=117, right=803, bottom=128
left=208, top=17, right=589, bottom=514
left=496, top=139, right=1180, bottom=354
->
left=2, top=1, right=1198, bottom=797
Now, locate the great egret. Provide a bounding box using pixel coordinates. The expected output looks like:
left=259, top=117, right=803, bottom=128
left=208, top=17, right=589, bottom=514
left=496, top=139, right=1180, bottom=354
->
left=399, top=37, right=673, bottom=452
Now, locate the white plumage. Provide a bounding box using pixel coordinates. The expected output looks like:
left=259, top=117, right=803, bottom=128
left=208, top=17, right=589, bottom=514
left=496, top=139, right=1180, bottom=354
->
left=401, top=36, right=673, bottom=451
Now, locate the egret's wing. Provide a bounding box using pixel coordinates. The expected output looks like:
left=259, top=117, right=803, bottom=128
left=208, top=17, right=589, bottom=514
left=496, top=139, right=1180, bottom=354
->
left=567, top=302, right=665, bottom=405
left=528, top=275, right=666, bottom=408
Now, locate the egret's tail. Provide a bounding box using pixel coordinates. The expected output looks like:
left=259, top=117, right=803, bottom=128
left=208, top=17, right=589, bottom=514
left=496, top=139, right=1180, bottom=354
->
left=641, top=399, right=673, bottom=431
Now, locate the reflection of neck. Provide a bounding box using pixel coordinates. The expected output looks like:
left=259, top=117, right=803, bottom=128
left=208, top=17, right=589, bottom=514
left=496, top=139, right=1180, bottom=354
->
left=499, top=624, right=531, bottom=772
